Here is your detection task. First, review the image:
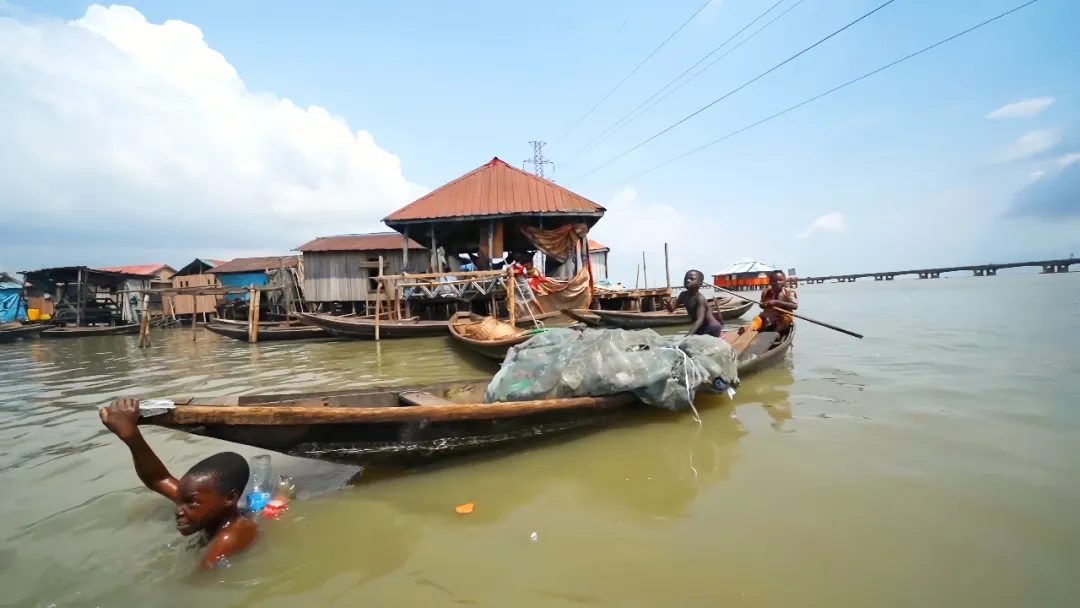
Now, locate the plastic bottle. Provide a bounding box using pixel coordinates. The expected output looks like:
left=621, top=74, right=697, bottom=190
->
left=243, top=455, right=272, bottom=513
left=261, top=475, right=295, bottom=518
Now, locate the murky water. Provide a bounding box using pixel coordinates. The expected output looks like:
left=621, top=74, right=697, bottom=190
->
left=2, top=273, right=1079, bottom=607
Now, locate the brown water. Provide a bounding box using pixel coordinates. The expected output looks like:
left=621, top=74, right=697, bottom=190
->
left=2, top=273, right=1079, bottom=607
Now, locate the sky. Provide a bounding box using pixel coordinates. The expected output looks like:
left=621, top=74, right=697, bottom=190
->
left=1, top=0, right=1077, bottom=283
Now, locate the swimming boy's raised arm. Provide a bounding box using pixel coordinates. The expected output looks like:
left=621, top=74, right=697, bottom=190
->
left=100, top=398, right=179, bottom=501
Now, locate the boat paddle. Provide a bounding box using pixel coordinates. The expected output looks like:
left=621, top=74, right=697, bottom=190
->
left=704, top=284, right=864, bottom=339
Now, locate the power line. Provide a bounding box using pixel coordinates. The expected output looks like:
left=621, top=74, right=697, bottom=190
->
left=560, top=0, right=800, bottom=168
left=598, top=0, right=1042, bottom=190
left=553, top=0, right=715, bottom=145
left=569, top=0, right=900, bottom=183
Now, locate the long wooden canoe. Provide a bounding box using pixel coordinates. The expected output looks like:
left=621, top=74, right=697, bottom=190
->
left=571, top=299, right=754, bottom=330
left=41, top=324, right=141, bottom=338
left=0, top=323, right=47, bottom=343
left=297, top=312, right=447, bottom=339
left=205, top=322, right=331, bottom=342
left=447, top=311, right=583, bottom=361
left=141, top=327, right=793, bottom=468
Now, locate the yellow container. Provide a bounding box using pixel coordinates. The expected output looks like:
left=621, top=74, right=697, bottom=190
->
left=27, top=308, right=41, bottom=321
left=40, top=313, right=51, bottom=321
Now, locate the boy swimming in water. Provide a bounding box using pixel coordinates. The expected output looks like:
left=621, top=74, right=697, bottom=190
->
left=99, top=398, right=258, bottom=570
left=665, top=269, right=724, bottom=337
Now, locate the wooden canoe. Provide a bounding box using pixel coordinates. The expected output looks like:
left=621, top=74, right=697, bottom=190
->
left=205, top=322, right=331, bottom=342
left=0, top=323, right=47, bottom=343
left=447, top=311, right=583, bottom=361
left=297, top=312, right=448, bottom=339
left=573, top=299, right=754, bottom=329
left=142, top=327, right=793, bottom=468
left=40, top=324, right=141, bottom=338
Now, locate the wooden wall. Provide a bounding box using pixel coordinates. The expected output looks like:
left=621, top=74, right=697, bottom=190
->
left=303, top=250, right=429, bottom=303
left=172, top=274, right=219, bottom=315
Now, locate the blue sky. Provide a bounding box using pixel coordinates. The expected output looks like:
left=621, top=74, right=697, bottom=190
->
left=1, top=0, right=1077, bottom=282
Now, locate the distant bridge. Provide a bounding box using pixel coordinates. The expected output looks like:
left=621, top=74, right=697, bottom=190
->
left=800, top=258, right=1078, bottom=284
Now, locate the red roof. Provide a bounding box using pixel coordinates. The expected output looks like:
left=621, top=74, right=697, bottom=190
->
left=588, top=239, right=608, bottom=252
left=295, top=232, right=425, bottom=252
left=384, top=157, right=605, bottom=223
left=96, top=263, right=174, bottom=276
left=207, top=256, right=299, bottom=274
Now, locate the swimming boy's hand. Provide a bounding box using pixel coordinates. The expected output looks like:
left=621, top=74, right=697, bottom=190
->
left=100, top=398, right=142, bottom=441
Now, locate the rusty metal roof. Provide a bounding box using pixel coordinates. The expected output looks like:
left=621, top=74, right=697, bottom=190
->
left=384, top=158, right=605, bottom=224
left=96, top=263, right=175, bottom=276
left=207, top=256, right=299, bottom=274
left=294, top=232, right=425, bottom=252
left=588, top=239, right=608, bottom=252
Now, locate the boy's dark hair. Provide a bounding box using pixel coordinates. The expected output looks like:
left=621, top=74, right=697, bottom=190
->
left=185, top=452, right=250, bottom=496
left=687, top=269, right=704, bottom=280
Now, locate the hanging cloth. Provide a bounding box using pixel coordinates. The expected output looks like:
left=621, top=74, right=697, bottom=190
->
left=519, top=224, right=589, bottom=263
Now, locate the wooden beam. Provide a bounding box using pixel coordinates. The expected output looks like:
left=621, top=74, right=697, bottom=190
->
left=374, top=256, right=383, bottom=341
left=402, top=225, right=409, bottom=269
left=506, top=266, right=516, bottom=326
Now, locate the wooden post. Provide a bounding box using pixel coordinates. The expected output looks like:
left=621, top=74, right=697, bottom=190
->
left=642, top=251, right=648, bottom=289
left=251, top=288, right=261, bottom=343
left=76, top=268, right=83, bottom=327
left=487, top=220, right=495, bottom=271
left=506, top=266, right=516, bottom=326
left=138, top=293, right=151, bottom=347
left=664, top=243, right=671, bottom=289
left=402, top=226, right=410, bottom=269
left=247, top=285, right=256, bottom=342
left=635, top=264, right=641, bottom=289
left=429, top=224, right=438, bottom=273
left=374, top=256, right=383, bottom=341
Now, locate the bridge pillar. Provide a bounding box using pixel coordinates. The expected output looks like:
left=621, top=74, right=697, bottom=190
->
left=886, top=275, right=894, bottom=280
left=849, top=277, right=857, bottom=282
left=1058, top=264, right=1070, bottom=273
left=1042, top=265, right=1055, bottom=274
left=987, top=268, right=997, bottom=276
left=874, top=275, right=882, bottom=281
left=918, top=272, right=928, bottom=279
left=973, top=269, right=984, bottom=277
left=930, top=272, right=940, bottom=279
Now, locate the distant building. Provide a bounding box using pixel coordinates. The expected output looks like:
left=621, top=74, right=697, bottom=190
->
left=207, top=256, right=299, bottom=302
left=21, top=266, right=152, bottom=326
left=588, top=239, right=609, bottom=280
left=0, top=274, right=25, bottom=323
left=97, top=263, right=176, bottom=282
left=712, top=261, right=778, bottom=291
left=294, top=232, right=428, bottom=308
left=170, top=259, right=228, bottom=320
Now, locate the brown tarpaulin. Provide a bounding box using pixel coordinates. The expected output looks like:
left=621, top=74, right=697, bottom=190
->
left=518, top=267, right=592, bottom=315
left=519, top=224, right=588, bottom=263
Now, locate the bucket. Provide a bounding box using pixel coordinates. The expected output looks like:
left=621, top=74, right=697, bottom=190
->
left=27, top=308, right=40, bottom=321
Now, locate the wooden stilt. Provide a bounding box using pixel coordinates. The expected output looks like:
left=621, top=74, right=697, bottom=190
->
left=642, top=251, right=648, bottom=289
left=664, top=243, right=671, bottom=289
left=138, top=293, right=151, bottom=347
left=506, top=266, right=516, bottom=326
left=374, top=256, right=383, bottom=341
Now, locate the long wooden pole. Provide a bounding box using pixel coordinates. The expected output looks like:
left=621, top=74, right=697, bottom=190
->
left=251, top=289, right=261, bottom=343
left=247, top=285, right=256, bottom=342
left=374, top=256, right=383, bottom=341
left=634, top=264, right=640, bottom=289
left=145, top=393, right=638, bottom=426
left=706, top=284, right=864, bottom=339
left=642, top=252, right=648, bottom=289
left=138, top=293, right=151, bottom=347
left=506, top=266, right=516, bottom=326
left=664, top=243, right=671, bottom=289
left=76, top=268, right=83, bottom=327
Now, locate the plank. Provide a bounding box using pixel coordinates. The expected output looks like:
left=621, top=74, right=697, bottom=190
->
left=399, top=391, right=455, bottom=407
left=740, top=331, right=779, bottom=359
left=730, top=330, right=758, bottom=353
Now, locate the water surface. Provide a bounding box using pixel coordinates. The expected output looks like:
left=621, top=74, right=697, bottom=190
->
left=2, top=273, right=1078, bottom=606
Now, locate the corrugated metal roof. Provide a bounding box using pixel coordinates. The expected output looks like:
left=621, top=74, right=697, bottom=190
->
left=294, top=232, right=425, bottom=252
left=588, top=239, right=609, bottom=252
left=208, top=256, right=299, bottom=274
left=384, top=158, right=605, bottom=223
left=713, top=261, right=778, bottom=275
left=96, top=263, right=174, bottom=276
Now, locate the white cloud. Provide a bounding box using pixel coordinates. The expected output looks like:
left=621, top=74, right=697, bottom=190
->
left=797, top=212, right=846, bottom=239
left=985, top=97, right=1055, bottom=119
left=1058, top=152, right=1080, bottom=168
left=992, top=129, right=1060, bottom=163
left=0, top=5, right=426, bottom=269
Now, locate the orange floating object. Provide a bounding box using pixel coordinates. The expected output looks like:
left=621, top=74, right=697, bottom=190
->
left=455, top=502, right=475, bottom=514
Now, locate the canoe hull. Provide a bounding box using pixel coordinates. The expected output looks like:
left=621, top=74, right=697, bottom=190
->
left=148, top=328, right=793, bottom=468
left=205, top=322, right=330, bottom=342
left=40, top=324, right=141, bottom=338
left=298, top=312, right=448, bottom=339
left=588, top=300, right=754, bottom=329
left=0, top=324, right=47, bottom=343
left=447, top=311, right=581, bottom=362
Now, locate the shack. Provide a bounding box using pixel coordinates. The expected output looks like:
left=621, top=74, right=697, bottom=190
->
left=383, top=157, right=605, bottom=276
left=171, top=259, right=226, bottom=322
left=294, top=233, right=427, bottom=312
left=21, top=266, right=151, bottom=326
left=0, top=273, right=26, bottom=323
left=712, top=261, right=778, bottom=291
left=98, top=264, right=176, bottom=318
left=207, top=256, right=302, bottom=319
left=588, top=240, right=610, bottom=280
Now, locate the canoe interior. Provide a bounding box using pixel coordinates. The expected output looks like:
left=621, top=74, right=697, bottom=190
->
left=0, top=323, right=47, bottom=342
left=585, top=299, right=754, bottom=328
left=40, top=324, right=141, bottom=338
left=298, top=312, right=448, bottom=339
left=447, top=311, right=581, bottom=361
left=205, top=322, right=329, bottom=342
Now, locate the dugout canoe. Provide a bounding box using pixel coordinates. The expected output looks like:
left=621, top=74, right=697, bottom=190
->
left=205, top=322, right=331, bottom=342
left=297, top=312, right=448, bottom=339
left=41, top=324, right=142, bottom=338
left=139, top=326, right=793, bottom=468
left=0, top=323, right=47, bottom=343
left=447, top=311, right=583, bottom=361
left=573, top=299, right=754, bottom=329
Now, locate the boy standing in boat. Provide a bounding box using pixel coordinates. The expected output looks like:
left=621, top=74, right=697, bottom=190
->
left=666, top=269, right=724, bottom=338
left=739, top=270, right=798, bottom=335
left=99, top=399, right=258, bottom=570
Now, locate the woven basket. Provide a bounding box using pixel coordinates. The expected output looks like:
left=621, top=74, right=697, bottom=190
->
left=465, top=316, right=522, bottom=341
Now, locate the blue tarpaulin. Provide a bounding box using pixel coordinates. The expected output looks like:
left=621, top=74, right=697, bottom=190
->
left=0, top=282, right=27, bottom=323
left=217, top=272, right=269, bottom=301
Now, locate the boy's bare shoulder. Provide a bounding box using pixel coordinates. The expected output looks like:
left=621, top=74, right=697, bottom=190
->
left=200, top=517, right=258, bottom=570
